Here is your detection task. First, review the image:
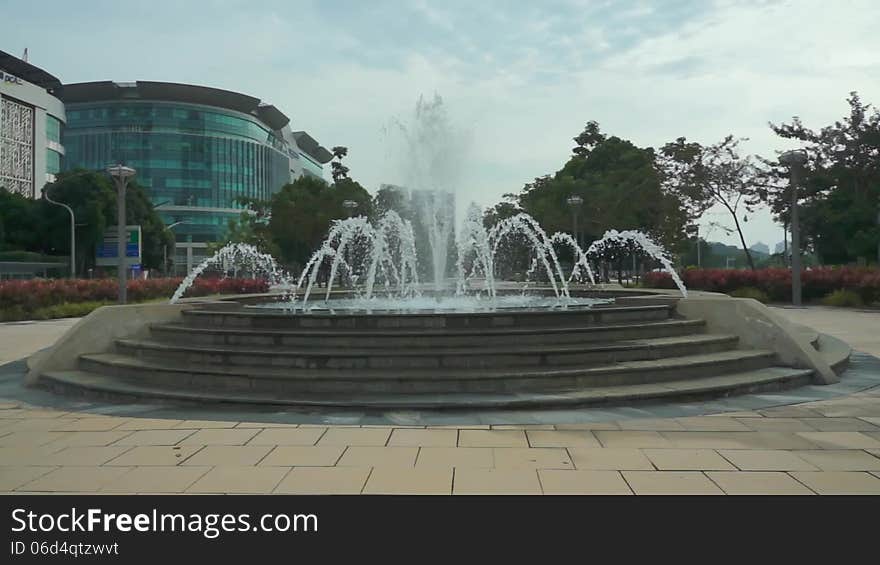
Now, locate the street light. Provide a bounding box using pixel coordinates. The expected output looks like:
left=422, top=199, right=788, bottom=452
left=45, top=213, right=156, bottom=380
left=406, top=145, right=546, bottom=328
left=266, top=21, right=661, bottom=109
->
left=164, top=221, right=189, bottom=277
left=107, top=164, right=136, bottom=304
left=685, top=224, right=701, bottom=267
left=42, top=186, right=76, bottom=278
left=342, top=200, right=359, bottom=218
left=779, top=149, right=808, bottom=306
left=566, top=195, right=583, bottom=247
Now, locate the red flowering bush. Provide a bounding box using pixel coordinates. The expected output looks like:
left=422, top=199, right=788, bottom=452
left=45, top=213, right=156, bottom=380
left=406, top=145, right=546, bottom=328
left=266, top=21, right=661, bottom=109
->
left=0, top=277, right=269, bottom=312
left=644, top=267, right=880, bottom=304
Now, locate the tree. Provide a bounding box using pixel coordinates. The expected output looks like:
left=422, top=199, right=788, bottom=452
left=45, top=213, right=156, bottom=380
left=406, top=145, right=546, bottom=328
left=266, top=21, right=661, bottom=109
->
left=659, top=136, right=760, bottom=270
left=764, top=92, right=880, bottom=264
left=330, top=146, right=350, bottom=183
left=215, top=196, right=278, bottom=257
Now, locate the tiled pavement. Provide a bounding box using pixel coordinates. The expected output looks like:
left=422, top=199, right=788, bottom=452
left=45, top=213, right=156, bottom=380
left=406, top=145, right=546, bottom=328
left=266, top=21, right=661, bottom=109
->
left=1, top=307, right=880, bottom=494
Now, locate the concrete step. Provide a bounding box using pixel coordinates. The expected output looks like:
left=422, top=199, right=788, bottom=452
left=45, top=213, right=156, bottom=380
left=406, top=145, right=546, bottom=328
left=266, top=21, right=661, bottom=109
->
left=181, top=303, right=676, bottom=330
left=149, top=318, right=707, bottom=348
left=40, top=366, right=814, bottom=410
left=77, top=349, right=777, bottom=394
left=115, top=333, right=739, bottom=370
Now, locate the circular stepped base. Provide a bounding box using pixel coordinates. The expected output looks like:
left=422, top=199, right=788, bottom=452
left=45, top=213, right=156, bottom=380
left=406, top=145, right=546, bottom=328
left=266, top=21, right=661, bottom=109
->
left=41, top=298, right=816, bottom=409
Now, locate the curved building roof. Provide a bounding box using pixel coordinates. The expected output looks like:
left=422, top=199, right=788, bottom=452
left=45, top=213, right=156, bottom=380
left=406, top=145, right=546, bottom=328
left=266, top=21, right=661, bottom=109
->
left=57, top=80, right=292, bottom=131
left=0, top=49, right=62, bottom=90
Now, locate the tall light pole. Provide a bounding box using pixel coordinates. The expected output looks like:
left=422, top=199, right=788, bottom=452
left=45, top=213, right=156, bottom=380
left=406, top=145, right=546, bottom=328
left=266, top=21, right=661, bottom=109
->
left=566, top=195, right=583, bottom=247
left=779, top=150, right=808, bottom=306
left=164, top=221, right=188, bottom=277
left=107, top=164, right=136, bottom=304
left=42, top=186, right=76, bottom=278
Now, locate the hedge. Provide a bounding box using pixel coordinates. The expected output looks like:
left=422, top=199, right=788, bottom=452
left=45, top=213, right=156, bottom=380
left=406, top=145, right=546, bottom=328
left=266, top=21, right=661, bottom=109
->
left=643, top=267, right=880, bottom=304
left=0, top=277, right=269, bottom=313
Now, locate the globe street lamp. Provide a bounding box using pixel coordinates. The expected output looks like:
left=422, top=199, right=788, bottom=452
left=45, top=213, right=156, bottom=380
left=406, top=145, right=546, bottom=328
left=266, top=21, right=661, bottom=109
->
left=107, top=164, right=136, bottom=304
left=342, top=199, right=359, bottom=218
left=42, top=186, right=76, bottom=278
left=566, top=195, right=583, bottom=247
left=779, top=150, right=808, bottom=306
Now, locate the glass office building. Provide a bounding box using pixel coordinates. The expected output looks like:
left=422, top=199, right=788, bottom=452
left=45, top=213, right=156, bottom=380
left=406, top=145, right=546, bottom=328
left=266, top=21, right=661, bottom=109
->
left=59, top=81, right=332, bottom=273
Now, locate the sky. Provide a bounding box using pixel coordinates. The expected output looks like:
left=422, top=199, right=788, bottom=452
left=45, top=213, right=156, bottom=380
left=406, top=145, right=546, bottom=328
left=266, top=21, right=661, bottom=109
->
left=6, top=0, right=880, bottom=248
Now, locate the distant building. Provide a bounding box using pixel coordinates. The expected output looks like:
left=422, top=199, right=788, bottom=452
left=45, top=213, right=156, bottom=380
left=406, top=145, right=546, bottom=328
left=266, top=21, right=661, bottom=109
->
left=0, top=50, right=65, bottom=198
left=774, top=240, right=786, bottom=254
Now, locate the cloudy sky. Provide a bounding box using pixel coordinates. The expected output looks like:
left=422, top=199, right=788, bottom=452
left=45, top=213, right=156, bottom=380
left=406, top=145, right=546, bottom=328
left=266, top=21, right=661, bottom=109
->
left=7, top=0, right=879, bottom=248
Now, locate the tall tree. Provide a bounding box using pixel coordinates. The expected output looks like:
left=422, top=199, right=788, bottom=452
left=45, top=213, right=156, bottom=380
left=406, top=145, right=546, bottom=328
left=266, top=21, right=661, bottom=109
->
left=659, top=136, right=760, bottom=269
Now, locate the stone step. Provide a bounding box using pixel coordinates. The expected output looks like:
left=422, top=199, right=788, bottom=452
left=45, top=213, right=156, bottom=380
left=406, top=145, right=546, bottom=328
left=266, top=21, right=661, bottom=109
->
left=77, top=349, right=777, bottom=394
left=116, top=333, right=739, bottom=370
left=181, top=303, right=676, bottom=330
left=150, top=318, right=707, bottom=348
left=40, top=366, right=814, bottom=410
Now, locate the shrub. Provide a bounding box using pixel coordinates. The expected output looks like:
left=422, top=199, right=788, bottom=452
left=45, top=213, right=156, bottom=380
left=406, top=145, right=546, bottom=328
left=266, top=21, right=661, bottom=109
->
left=821, top=289, right=864, bottom=308
left=644, top=266, right=880, bottom=304
left=729, top=287, right=769, bottom=303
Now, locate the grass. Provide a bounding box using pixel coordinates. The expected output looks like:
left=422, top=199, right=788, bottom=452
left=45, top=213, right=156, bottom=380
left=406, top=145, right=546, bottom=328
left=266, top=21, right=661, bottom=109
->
left=0, top=297, right=171, bottom=323
left=821, top=289, right=864, bottom=308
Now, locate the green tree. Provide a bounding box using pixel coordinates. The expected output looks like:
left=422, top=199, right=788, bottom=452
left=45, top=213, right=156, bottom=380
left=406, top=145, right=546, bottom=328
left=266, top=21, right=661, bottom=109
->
left=764, top=92, right=880, bottom=264
left=659, top=136, right=760, bottom=270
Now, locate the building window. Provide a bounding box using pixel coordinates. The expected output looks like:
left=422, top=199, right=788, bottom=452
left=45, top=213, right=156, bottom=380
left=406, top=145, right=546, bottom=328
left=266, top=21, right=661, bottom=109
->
left=0, top=97, right=35, bottom=197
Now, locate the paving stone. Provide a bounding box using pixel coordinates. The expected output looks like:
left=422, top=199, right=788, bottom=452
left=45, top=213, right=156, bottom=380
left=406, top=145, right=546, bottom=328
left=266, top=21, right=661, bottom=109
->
left=707, top=471, right=815, bottom=495
left=538, top=470, right=632, bottom=495
left=45, top=431, right=135, bottom=448
left=622, top=471, right=723, bottom=495
left=795, top=432, right=880, bottom=449
left=789, top=471, right=880, bottom=494
left=798, top=418, right=880, bottom=432
left=642, top=449, right=736, bottom=471
left=0, top=432, right=65, bottom=447
left=22, top=466, right=132, bottom=492
left=490, top=425, right=556, bottom=430
left=247, top=428, right=326, bottom=446
left=736, top=418, right=816, bottom=432
left=0, top=466, right=56, bottom=491
left=758, top=406, right=823, bottom=418
left=235, top=422, right=300, bottom=428
left=174, top=420, right=239, bottom=429
left=595, top=431, right=673, bottom=448
left=36, top=446, right=134, bottom=466
left=181, top=445, right=272, bottom=466
left=792, top=450, right=880, bottom=471
left=363, top=467, right=452, bottom=494
left=674, top=417, right=752, bottom=431
left=317, top=428, right=392, bottom=447
left=553, top=422, right=621, bottom=431
left=179, top=429, right=259, bottom=446
left=567, top=448, right=654, bottom=470
left=111, top=429, right=197, bottom=446
left=492, top=448, right=573, bottom=470
left=661, top=431, right=819, bottom=450
left=337, top=446, right=418, bottom=468
left=50, top=418, right=129, bottom=432
left=0, top=445, right=65, bottom=465
left=458, top=430, right=528, bottom=448
left=187, top=466, right=289, bottom=494
left=453, top=469, right=541, bottom=494
left=415, top=447, right=493, bottom=469
left=105, top=446, right=204, bottom=467
left=274, top=467, right=370, bottom=494
left=718, top=449, right=818, bottom=471
left=102, top=466, right=210, bottom=493
left=116, top=418, right=185, bottom=430
left=616, top=419, right=686, bottom=431
left=387, top=429, right=457, bottom=447
left=259, top=446, right=344, bottom=467
left=526, top=430, right=600, bottom=448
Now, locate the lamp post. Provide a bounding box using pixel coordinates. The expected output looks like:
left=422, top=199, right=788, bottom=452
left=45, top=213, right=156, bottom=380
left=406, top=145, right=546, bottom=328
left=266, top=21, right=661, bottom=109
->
left=566, top=195, right=583, bottom=247
left=42, top=186, right=76, bottom=278
left=779, top=150, right=808, bottom=306
left=107, top=164, right=136, bottom=304
left=342, top=199, right=358, bottom=218
left=164, top=221, right=188, bottom=277
left=685, top=224, right=700, bottom=267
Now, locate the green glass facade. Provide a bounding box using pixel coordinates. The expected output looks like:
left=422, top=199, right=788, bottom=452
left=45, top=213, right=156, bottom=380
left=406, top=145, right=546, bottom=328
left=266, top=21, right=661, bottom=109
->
left=62, top=100, right=291, bottom=245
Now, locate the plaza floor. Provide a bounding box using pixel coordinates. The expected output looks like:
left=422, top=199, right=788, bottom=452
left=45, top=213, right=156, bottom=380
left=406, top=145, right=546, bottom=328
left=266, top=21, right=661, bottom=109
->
left=0, top=306, right=879, bottom=494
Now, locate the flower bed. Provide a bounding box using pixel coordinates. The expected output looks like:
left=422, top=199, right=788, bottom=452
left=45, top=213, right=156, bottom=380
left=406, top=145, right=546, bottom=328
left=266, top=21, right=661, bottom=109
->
left=0, top=277, right=269, bottom=314
left=643, top=267, right=880, bottom=304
